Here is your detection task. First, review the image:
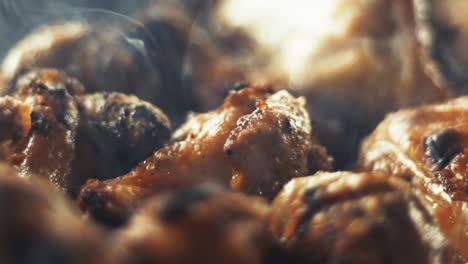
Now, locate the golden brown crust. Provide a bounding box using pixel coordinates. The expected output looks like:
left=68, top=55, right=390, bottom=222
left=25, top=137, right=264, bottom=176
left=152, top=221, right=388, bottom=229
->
left=270, top=172, right=455, bottom=264
left=359, top=96, right=468, bottom=259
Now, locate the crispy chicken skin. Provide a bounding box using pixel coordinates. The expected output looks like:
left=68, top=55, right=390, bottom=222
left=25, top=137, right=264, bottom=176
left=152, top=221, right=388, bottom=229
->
left=79, top=87, right=331, bottom=224
left=70, top=92, right=171, bottom=195
left=270, top=172, right=456, bottom=264
left=7, top=69, right=79, bottom=192
left=359, top=97, right=468, bottom=259
left=0, top=163, right=113, bottom=264
left=292, top=0, right=451, bottom=168
left=114, top=184, right=275, bottom=264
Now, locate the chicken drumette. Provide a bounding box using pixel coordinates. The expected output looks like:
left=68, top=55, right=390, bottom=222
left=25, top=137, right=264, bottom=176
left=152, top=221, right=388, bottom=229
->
left=359, top=96, right=468, bottom=259
left=79, top=86, right=331, bottom=224
left=70, top=92, right=171, bottom=195
left=114, top=183, right=275, bottom=264
left=270, top=171, right=457, bottom=263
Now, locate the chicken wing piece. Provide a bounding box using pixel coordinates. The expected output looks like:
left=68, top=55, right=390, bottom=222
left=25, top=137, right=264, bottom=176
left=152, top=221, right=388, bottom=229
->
left=6, top=69, right=79, bottom=192
left=224, top=90, right=331, bottom=197
left=414, top=0, right=468, bottom=92
left=68, top=92, right=171, bottom=196
left=79, top=86, right=331, bottom=224
left=113, top=183, right=275, bottom=264
left=270, top=172, right=457, bottom=264
left=0, top=163, right=113, bottom=263
left=359, top=97, right=468, bottom=259
left=0, top=68, right=172, bottom=196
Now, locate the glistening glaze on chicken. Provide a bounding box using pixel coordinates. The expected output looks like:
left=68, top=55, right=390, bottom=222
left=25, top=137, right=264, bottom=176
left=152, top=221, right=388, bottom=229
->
left=79, top=86, right=331, bottom=225
left=359, top=97, right=468, bottom=259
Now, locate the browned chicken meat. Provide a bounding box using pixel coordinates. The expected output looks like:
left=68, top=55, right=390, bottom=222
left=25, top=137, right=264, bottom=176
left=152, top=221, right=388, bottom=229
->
left=290, top=0, right=451, bottom=168
left=0, top=163, right=113, bottom=263
left=0, top=21, right=189, bottom=119
left=113, top=183, right=275, bottom=264
left=414, top=0, right=468, bottom=92
left=359, top=96, right=468, bottom=259
left=7, top=68, right=79, bottom=192
left=0, top=68, right=171, bottom=196
left=70, top=92, right=171, bottom=195
left=270, top=171, right=457, bottom=264
left=79, top=86, right=331, bottom=224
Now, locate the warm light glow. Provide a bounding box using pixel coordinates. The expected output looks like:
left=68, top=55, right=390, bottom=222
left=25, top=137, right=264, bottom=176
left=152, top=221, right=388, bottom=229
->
left=221, top=0, right=340, bottom=80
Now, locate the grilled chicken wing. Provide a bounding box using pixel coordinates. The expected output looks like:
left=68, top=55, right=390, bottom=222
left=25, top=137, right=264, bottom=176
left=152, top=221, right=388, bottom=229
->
left=114, top=183, right=275, bottom=264
left=270, top=172, right=456, bottom=263
left=69, top=92, right=171, bottom=196
left=359, top=96, right=468, bottom=259
left=0, top=69, right=171, bottom=196
left=0, top=163, right=113, bottom=264
left=79, top=86, right=331, bottom=224
left=7, top=69, right=79, bottom=192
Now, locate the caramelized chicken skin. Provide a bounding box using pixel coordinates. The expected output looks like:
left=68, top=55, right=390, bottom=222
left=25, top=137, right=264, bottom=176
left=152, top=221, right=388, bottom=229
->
left=0, top=163, right=113, bottom=264
left=79, top=86, right=331, bottom=224
left=270, top=172, right=456, bottom=264
left=114, top=183, right=275, bottom=264
left=359, top=96, right=468, bottom=259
